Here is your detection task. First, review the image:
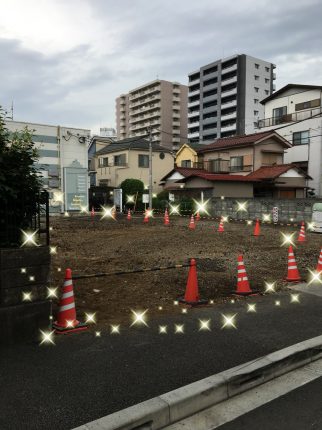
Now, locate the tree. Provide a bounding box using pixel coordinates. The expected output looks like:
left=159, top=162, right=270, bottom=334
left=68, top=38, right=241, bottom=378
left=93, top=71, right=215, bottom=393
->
left=0, top=108, right=42, bottom=246
left=120, top=179, right=144, bottom=198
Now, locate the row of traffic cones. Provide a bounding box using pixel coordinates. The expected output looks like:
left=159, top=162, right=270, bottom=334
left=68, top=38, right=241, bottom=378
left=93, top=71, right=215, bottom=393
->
left=52, top=246, right=322, bottom=334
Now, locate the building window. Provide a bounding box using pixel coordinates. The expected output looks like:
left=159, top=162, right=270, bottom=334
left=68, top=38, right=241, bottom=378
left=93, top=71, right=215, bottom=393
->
left=265, top=78, right=270, bottom=84
left=181, top=160, right=191, bottom=168
left=254, top=87, right=259, bottom=92
left=255, top=63, right=259, bottom=69
left=254, top=99, right=259, bottom=104
left=254, top=110, right=259, bottom=116
left=265, top=67, right=270, bottom=72
left=138, top=154, right=149, bottom=168
left=114, top=154, right=126, bottom=166
left=230, top=156, right=243, bottom=172
left=99, top=157, right=108, bottom=167
left=254, top=75, right=259, bottom=80
left=273, top=106, right=287, bottom=123
left=293, top=131, right=309, bottom=145
left=265, top=90, right=269, bottom=95
left=295, top=98, right=321, bottom=111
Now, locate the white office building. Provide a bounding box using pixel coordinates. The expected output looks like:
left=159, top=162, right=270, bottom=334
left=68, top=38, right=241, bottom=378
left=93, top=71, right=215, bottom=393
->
left=5, top=120, right=90, bottom=213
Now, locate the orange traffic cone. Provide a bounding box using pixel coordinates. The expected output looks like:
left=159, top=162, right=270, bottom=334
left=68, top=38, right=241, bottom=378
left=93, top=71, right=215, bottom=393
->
left=188, top=214, right=195, bottom=230
left=127, top=209, right=132, bottom=220
left=285, top=245, right=301, bottom=282
left=178, top=259, right=208, bottom=305
left=164, top=208, right=170, bottom=226
left=111, top=207, right=116, bottom=220
left=143, top=209, right=149, bottom=223
left=297, top=221, right=306, bottom=242
left=53, top=268, right=87, bottom=334
left=218, top=217, right=224, bottom=233
left=253, top=219, right=260, bottom=236
left=91, top=206, right=95, bottom=218
left=234, top=255, right=255, bottom=295
left=196, top=211, right=201, bottom=221
left=316, top=248, right=322, bottom=273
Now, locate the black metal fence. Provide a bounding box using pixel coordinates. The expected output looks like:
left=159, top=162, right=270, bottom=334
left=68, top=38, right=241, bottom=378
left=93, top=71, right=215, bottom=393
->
left=0, top=191, right=49, bottom=248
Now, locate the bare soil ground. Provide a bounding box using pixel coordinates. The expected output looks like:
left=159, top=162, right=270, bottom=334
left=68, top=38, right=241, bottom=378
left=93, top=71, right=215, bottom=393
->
left=49, top=214, right=321, bottom=328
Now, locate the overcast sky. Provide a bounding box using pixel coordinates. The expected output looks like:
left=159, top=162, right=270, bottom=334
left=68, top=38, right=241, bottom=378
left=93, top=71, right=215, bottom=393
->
left=1, top=0, right=321, bottom=134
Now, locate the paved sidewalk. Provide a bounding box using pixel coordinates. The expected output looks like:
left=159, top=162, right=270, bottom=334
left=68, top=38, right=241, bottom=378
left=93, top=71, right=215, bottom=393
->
left=1, top=290, right=322, bottom=430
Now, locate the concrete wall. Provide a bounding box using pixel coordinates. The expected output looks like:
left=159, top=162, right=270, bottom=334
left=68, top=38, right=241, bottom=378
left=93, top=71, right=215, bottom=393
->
left=183, top=177, right=254, bottom=198
left=211, top=197, right=321, bottom=222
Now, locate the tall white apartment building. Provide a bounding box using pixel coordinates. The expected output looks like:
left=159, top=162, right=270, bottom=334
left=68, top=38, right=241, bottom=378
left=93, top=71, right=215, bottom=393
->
left=116, top=79, right=188, bottom=151
left=188, top=54, right=276, bottom=143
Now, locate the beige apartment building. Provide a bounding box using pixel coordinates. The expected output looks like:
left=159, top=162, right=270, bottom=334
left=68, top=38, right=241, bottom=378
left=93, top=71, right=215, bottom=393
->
left=116, top=79, right=188, bottom=151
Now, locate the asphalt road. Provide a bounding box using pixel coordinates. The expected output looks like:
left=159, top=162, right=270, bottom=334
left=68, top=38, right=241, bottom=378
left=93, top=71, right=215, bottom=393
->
left=1, top=290, right=322, bottom=430
left=218, top=376, right=322, bottom=430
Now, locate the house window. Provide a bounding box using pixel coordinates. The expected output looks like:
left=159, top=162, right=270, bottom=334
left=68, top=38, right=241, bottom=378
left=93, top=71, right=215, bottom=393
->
left=265, top=67, right=270, bottom=72
left=265, top=90, right=269, bottom=95
left=181, top=160, right=192, bottom=168
left=254, top=99, right=259, bottom=104
left=99, top=157, right=108, bottom=167
left=114, top=154, right=126, bottom=166
left=265, top=78, right=270, bottom=84
left=230, top=156, right=243, bottom=172
left=255, top=63, right=259, bottom=69
left=293, top=131, right=309, bottom=145
left=295, top=99, right=321, bottom=111
left=254, top=110, right=259, bottom=116
left=273, top=106, right=287, bottom=124
left=254, top=75, right=259, bottom=80
left=254, top=87, right=259, bottom=92
left=138, top=154, right=149, bottom=167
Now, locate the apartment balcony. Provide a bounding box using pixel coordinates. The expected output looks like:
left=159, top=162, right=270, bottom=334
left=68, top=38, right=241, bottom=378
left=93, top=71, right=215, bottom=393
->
left=221, top=112, right=236, bottom=121
left=189, top=120, right=199, bottom=127
left=221, top=122, right=236, bottom=132
left=220, top=76, right=237, bottom=86
left=188, top=89, right=200, bottom=97
left=273, top=72, right=276, bottom=80
left=202, top=71, right=218, bottom=80
left=202, top=82, right=218, bottom=92
left=221, top=63, right=237, bottom=74
left=173, top=112, right=180, bottom=119
left=188, top=99, right=200, bottom=108
left=221, top=87, right=237, bottom=98
left=130, top=85, right=160, bottom=101
left=256, top=106, right=322, bottom=129
left=188, top=131, right=200, bottom=139
left=173, top=136, right=181, bottom=143
left=203, top=94, right=218, bottom=104
left=189, top=75, right=200, bottom=85
left=188, top=110, right=199, bottom=118
left=221, top=99, right=237, bottom=108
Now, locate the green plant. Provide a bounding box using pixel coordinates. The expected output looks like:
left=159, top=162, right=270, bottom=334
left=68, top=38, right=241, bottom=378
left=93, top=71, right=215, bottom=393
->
left=0, top=108, right=42, bottom=246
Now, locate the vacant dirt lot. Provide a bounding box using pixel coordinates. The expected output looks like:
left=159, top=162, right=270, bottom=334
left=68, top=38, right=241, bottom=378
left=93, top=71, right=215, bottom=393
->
left=49, top=214, right=321, bottom=327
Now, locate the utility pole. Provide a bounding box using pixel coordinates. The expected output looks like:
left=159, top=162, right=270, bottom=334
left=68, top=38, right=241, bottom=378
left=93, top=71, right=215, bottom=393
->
left=148, top=126, right=153, bottom=209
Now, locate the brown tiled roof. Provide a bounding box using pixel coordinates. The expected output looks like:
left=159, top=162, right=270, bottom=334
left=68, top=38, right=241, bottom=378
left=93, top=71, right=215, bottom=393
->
left=198, top=131, right=290, bottom=152
left=160, top=167, right=206, bottom=182
left=247, top=164, right=307, bottom=180
left=181, top=172, right=258, bottom=182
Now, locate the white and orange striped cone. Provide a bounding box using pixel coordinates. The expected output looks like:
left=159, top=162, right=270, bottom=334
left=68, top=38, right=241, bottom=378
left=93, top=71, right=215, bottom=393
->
left=217, top=217, right=224, bottom=233
left=53, top=268, right=87, bottom=334
left=285, top=245, right=301, bottom=282
left=316, top=248, right=322, bottom=274
left=196, top=211, right=201, bottom=222
left=233, top=255, right=256, bottom=295
left=188, top=214, right=195, bottom=230
left=127, top=209, right=132, bottom=221
left=143, top=209, right=149, bottom=223
left=164, top=209, right=170, bottom=226
left=297, top=221, right=306, bottom=243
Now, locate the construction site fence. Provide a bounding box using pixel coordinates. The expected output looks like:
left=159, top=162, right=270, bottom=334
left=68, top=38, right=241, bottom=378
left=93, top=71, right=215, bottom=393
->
left=210, top=198, right=322, bottom=223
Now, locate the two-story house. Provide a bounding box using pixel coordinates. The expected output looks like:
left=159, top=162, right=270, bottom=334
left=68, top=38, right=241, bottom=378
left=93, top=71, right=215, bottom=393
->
left=94, top=137, right=174, bottom=193
left=161, top=131, right=310, bottom=199
left=256, top=84, right=322, bottom=196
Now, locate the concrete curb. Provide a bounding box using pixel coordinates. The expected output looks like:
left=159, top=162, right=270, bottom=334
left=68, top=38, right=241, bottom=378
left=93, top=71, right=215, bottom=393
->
left=73, top=335, right=322, bottom=430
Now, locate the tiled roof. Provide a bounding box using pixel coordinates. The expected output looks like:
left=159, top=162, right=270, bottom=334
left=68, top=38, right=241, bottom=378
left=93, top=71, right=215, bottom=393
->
left=247, top=164, right=306, bottom=179
left=181, top=172, right=258, bottom=182
left=198, top=131, right=290, bottom=152
left=96, top=137, right=171, bottom=155
left=160, top=167, right=206, bottom=182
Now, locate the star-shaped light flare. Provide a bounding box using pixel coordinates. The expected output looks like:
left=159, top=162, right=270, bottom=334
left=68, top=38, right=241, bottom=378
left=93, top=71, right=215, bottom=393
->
left=221, top=314, right=237, bottom=329
left=193, top=199, right=210, bottom=215
left=21, top=230, right=39, bottom=247
left=175, top=324, right=184, bottom=334
left=159, top=325, right=167, bottom=334
left=281, top=232, right=295, bottom=247
left=39, top=330, right=55, bottom=345
left=130, top=310, right=148, bottom=327
left=307, top=269, right=322, bottom=286
left=85, top=313, right=96, bottom=324
left=110, top=325, right=120, bottom=334
left=47, top=287, right=58, bottom=298
left=290, top=294, right=300, bottom=303
left=199, top=319, right=211, bottom=331
left=265, top=282, right=276, bottom=293
left=169, top=204, right=180, bottom=215
left=247, top=304, right=256, bottom=313
left=237, top=202, right=247, bottom=212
